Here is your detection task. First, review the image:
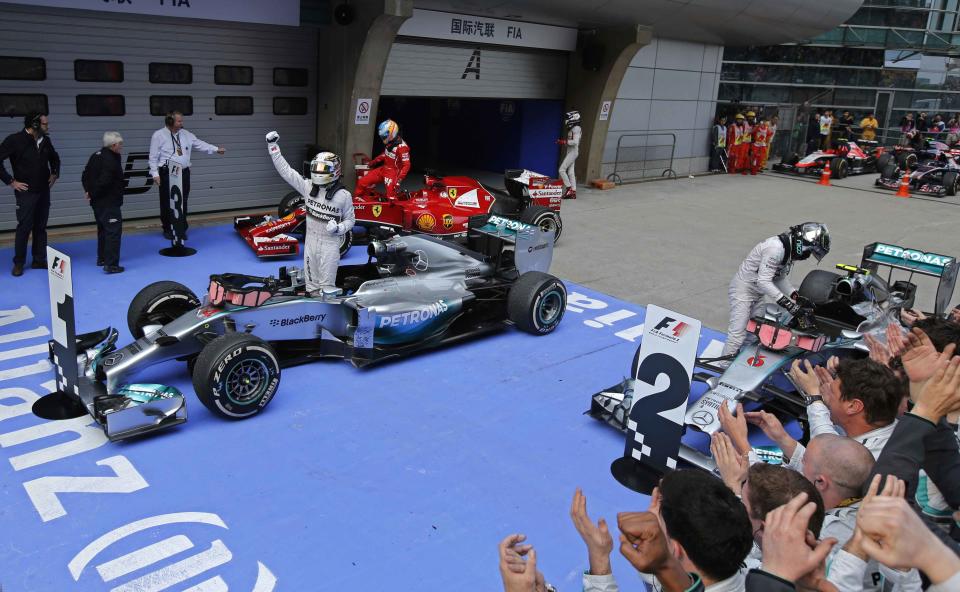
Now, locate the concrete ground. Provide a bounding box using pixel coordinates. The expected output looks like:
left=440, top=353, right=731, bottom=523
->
left=5, top=168, right=959, bottom=332
left=552, top=170, right=960, bottom=331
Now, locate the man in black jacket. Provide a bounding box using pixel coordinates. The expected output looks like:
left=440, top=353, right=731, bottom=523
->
left=0, top=113, right=60, bottom=276
left=82, top=132, right=125, bottom=274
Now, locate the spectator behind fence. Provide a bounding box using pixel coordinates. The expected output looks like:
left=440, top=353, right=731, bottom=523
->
left=899, top=112, right=916, bottom=145
left=860, top=112, right=879, bottom=142
left=819, top=109, right=833, bottom=150
left=82, top=131, right=126, bottom=274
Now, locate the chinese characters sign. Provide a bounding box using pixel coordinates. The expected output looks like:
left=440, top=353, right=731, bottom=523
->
left=399, top=9, right=577, bottom=52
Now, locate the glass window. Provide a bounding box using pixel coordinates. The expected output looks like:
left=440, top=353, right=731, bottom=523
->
left=0, top=57, right=45, bottom=81
left=150, top=95, right=194, bottom=116
left=215, top=96, right=254, bottom=115
left=75, top=60, right=124, bottom=82
left=0, top=94, right=47, bottom=116
left=273, top=97, right=308, bottom=115
left=76, top=95, right=125, bottom=116
left=274, top=67, right=309, bottom=87
left=149, top=62, right=192, bottom=84
left=215, top=65, right=253, bottom=85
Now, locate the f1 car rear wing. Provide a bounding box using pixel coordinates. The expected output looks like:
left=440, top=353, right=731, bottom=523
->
left=861, top=242, right=957, bottom=316
left=468, top=214, right=553, bottom=274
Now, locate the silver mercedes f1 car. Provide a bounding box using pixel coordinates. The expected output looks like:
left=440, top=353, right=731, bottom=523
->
left=589, top=242, right=957, bottom=472
left=45, top=215, right=566, bottom=441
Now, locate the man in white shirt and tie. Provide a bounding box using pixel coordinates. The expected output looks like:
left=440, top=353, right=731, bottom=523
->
left=148, top=111, right=224, bottom=240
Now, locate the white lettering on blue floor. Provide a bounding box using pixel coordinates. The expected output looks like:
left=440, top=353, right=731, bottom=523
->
left=0, top=304, right=276, bottom=590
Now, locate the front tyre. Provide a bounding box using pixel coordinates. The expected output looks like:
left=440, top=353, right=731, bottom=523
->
left=127, top=281, right=200, bottom=339
left=193, top=333, right=281, bottom=420
left=519, top=205, right=563, bottom=243
left=507, top=271, right=567, bottom=335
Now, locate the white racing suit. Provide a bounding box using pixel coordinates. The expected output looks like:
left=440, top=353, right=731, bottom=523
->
left=721, top=235, right=796, bottom=357
left=559, top=124, right=581, bottom=191
left=268, top=143, right=355, bottom=292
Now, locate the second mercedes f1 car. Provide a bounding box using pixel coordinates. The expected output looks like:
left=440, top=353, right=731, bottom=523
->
left=234, top=169, right=564, bottom=258
left=588, top=242, right=957, bottom=472
left=45, top=215, right=567, bottom=441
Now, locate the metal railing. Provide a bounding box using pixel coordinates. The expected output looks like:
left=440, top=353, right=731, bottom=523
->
left=605, top=133, right=678, bottom=185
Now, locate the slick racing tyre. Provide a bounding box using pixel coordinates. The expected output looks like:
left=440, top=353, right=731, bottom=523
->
left=897, top=152, right=918, bottom=170
left=278, top=191, right=304, bottom=217
left=881, top=163, right=899, bottom=179
left=798, top=270, right=842, bottom=305
left=339, top=230, right=354, bottom=256
left=193, top=332, right=281, bottom=420
left=508, top=271, right=567, bottom=335
left=830, top=157, right=849, bottom=179
left=127, top=281, right=201, bottom=339
left=876, top=152, right=893, bottom=172
left=519, top=205, right=563, bottom=243
left=942, top=171, right=958, bottom=196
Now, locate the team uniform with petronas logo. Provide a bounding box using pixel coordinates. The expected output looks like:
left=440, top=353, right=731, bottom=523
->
left=268, top=141, right=354, bottom=292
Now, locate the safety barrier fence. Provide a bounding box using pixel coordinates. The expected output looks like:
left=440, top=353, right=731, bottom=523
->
left=783, top=121, right=960, bottom=158
left=604, top=133, right=678, bottom=185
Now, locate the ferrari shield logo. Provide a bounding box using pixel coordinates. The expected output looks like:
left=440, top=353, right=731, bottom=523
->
left=448, top=187, right=458, bottom=199
left=443, top=214, right=454, bottom=229
left=372, top=205, right=382, bottom=218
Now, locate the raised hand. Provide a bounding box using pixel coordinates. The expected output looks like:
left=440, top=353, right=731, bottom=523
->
left=761, top=492, right=838, bottom=583
left=912, top=355, right=960, bottom=423
left=498, top=534, right=538, bottom=592
left=789, top=359, right=822, bottom=394
left=711, top=432, right=749, bottom=495
left=719, top=402, right=751, bottom=455
left=569, top=488, right=613, bottom=575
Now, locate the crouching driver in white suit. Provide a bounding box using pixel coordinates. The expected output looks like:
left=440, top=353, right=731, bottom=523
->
left=721, top=222, right=831, bottom=359
left=266, top=131, right=354, bottom=294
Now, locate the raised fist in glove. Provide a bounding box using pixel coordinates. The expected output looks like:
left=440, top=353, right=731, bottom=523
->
left=556, top=138, right=567, bottom=145
left=326, top=219, right=339, bottom=234
left=777, top=295, right=803, bottom=316
left=265, top=131, right=279, bottom=143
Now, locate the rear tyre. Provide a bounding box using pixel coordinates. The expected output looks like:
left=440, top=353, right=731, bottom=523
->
left=127, top=281, right=200, bottom=339
left=278, top=191, right=304, bottom=217
left=881, top=163, right=899, bottom=179
left=798, top=270, right=842, bottom=305
left=339, top=230, right=354, bottom=256
left=876, top=152, right=893, bottom=172
left=507, top=271, right=567, bottom=335
left=897, top=152, right=918, bottom=170
left=519, top=205, right=563, bottom=243
left=193, top=332, right=281, bottom=420
left=943, top=171, right=958, bottom=196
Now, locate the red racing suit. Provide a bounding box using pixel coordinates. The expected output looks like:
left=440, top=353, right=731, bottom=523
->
left=356, top=138, right=411, bottom=199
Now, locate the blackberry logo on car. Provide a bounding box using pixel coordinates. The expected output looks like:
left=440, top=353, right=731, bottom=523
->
left=269, top=313, right=327, bottom=327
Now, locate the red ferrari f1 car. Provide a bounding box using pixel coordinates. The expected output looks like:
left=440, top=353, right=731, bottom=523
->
left=235, top=169, right=564, bottom=258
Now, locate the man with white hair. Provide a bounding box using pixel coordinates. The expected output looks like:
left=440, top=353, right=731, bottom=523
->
left=82, top=131, right=126, bottom=273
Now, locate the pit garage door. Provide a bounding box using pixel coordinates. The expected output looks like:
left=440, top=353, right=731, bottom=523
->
left=0, top=4, right=317, bottom=230
left=381, top=41, right=568, bottom=100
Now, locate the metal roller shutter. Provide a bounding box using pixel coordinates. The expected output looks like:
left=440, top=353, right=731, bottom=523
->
left=0, top=4, right=317, bottom=230
left=381, top=41, right=567, bottom=99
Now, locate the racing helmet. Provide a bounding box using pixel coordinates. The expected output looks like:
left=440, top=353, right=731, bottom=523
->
left=565, top=110, right=581, bottom=126
left=377, top=119, right=399, bottom=144
left=789, top=222, right=830, bottom=262
left=310, top=151, right=342, bottom=187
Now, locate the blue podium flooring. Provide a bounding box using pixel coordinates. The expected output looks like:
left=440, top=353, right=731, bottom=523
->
left=1, top=224, right=738, bottom=591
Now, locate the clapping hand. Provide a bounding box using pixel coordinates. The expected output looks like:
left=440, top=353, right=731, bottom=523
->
left=498, top=534, right=546, bottom=592
left=710, top=432, right=749, bottom=495
left=569, top=489, right=613, bottom=576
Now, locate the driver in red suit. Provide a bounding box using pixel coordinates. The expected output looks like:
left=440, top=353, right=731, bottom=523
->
left=355, top=119, right=410, bottom=200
